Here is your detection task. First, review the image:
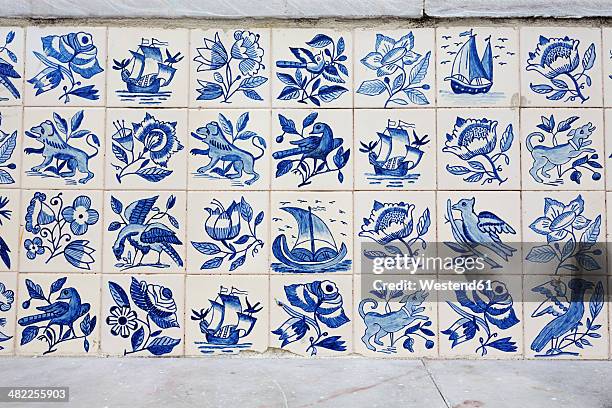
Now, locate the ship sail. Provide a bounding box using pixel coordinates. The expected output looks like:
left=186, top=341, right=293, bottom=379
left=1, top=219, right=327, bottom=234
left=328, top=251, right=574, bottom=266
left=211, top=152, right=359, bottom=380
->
left=128, top=51, right=145, bottom=80
left=235, top=313, right=257, bottom=337
left=481, top=39, right=493, bottom=81
left=219, top=294, right=242, bottom=329
left=204, top=300, right=225, bottom=333
left=282, top=207, right=337, bottom=252
left=157, top=64, right=176, bottom=86
left=450, top=35, right=492, bottom=85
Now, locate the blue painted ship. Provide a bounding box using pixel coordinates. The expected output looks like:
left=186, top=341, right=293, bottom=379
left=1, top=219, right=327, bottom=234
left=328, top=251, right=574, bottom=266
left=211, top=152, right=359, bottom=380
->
left=368, top=120, right=426, bottom=177
left=120, top=39, right=176, bottom=94
left=445, top=31, right=493, bottom=95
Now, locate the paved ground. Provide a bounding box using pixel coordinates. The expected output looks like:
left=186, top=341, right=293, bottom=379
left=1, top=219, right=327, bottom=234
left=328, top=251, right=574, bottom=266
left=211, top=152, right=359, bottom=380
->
left=1, top=358, right=612, bottom=407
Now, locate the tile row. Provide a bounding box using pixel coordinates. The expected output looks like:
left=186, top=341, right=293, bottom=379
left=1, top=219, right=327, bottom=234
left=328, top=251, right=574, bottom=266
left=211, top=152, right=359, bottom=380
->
left=0, top=26, right=612, bottom=108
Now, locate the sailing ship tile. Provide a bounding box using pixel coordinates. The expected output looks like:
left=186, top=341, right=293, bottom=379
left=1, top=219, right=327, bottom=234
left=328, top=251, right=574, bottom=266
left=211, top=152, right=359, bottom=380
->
left=604, top=28, right=612, bottom=107
left=0, top=189, right=19, bottom=273
left=0, top=106, right=22, bottom=189
left=185, top=274, right=269, bottom=356
left=436, top=27, right=519, bottom=108
left=187, top=109, right=272, bottom=191
left=107, top=28, right=189, bottom=108
left=354, top=28, right=435, bottom=108
left=0, top=27, right=24, bottom=107
left=0, top=272, right=17, bottom=355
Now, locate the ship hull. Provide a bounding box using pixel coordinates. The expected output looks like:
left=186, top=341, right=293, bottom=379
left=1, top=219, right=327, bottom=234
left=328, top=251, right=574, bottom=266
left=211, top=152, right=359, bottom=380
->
left=447, top=77, right=492, bottom=95
left=126, top=79, right=161, bottom=94
left=368, top=150, right=423, bottom=177
left=204, top=329, right=240, bottom=346
left=272, top=234, right=347, bottom=272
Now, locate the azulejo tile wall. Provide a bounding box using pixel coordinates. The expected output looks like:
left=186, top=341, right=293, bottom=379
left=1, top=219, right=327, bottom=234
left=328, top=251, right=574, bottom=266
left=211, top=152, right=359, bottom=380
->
left=0, top=23, right=611, bottom=358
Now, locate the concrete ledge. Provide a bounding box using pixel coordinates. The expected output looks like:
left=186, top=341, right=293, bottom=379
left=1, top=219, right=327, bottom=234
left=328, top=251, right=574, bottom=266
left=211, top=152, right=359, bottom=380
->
left=426, top=0, right=612, bottom=17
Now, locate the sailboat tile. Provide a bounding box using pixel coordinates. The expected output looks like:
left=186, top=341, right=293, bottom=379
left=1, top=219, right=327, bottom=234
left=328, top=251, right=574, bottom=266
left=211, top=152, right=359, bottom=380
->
left=521, top=108, right=604, bottom=191
left=0, top=107, right=22, bottom=188
left=604, top=28, right=612, bottom=107
left=437, top=107, right=520, bottom=190
left=20, top=189, right=103, bottom=273
left=187, top=109, right=271, bottom=190
left=102, top=191, right=187, bottom=274
left=0, top=272, right=17, bottom=355
left=436, top=27, right=519, bottom=108
left=354, top=28, right=434, bottom=108
left=101, top=274, right=184, bottom=357
left=105, top=108, right=188, bottom=190
left=0, top=189, right=19, bottom=272
left=185, top=274, right=268, bottom=356
left=0, top=27, right=24, bottom=106
left=190, top=29, right=271, bottom=108
left=186, top=191, right=269, bottom=274
left=271, top=109, right=353, bottom=190
left=271, top=29, right=352, bottom=108
left=354, top=109, right=436, bottom=190
left=107, top=28, right=189, bottom=108
left=270, top=274, right=352, bottom=356
left=270, top=191, right=352, bottom=274
left=520, top=27, right=603, bottom=107
left=16, top=273, right=101, bottom=356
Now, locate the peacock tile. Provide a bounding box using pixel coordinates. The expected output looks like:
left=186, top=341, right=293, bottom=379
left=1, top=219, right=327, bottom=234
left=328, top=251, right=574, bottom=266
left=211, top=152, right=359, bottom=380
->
left=0, top=107, right=22, bottom=188
left=0, top=189, right=19, bottom=272
left=521, top=108, right=604, bottom=190
left=437, top=107, right=520, bottom=190
left=101, top=274, right=184, bottom=357
left=354, top=28, right=434, bottom=108
left=524, top=274, right=609, bottom=359
left=436, top=27, right=519, bottom=108
left=25, top=27, right=106, bottom=107
left=185, top=274, right=268, bottom=356
left=189, top=28, right=271, bottom=108
left=271, top=109, right=353, bottom=190
left=437, top=191, right=522, bottom=275
left=270, top=274, right=352, bottom=356
left=438, top=274, right=523, bottom=358
left=20, top=189, right=103, bottom=273
left=522, top=191, right=606, bottom=275
left=22, top=107, right=105, bottom=190
left=0, top=28, right=24, bottom=106
left=186, top=191, right=269, bottom=274
left=105, top=108, right=188, bottom=191
left=187, top=109, right=271, bottom=190
left=107, top=28, right=189, bottom=108
left=0, top=272, right=17, bottom=355
left=271, top=29, right=352, bottom=108
left=604, top=28, right=612, bottom=107
left=354, top=109, right=436, bottom=190
left=16, top=273, right=101, bottom=356
left=270, top=191, right=352, bottom=274
left=354, top=191, right=436, bottom=275
left=520, top=27, right=603, bottom=108
left=354, top=274, right=438, bottom=357
left=103, top=191, right=186, bottom=274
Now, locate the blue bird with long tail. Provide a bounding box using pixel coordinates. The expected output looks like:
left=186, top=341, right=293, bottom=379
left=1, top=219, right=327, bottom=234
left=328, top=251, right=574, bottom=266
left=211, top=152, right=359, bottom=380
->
left=18, top=287, right=90, bottom=332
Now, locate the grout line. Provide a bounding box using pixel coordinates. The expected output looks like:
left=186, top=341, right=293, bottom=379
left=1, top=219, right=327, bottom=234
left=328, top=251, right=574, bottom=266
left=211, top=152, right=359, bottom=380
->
left=420, top=359, right=451, bottom=408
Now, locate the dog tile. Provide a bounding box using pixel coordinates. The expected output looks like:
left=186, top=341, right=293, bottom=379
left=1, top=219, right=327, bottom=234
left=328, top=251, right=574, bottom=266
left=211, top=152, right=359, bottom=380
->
left=0, top=272, right=17, bottom=355
left=0, top=107, right=22, bottom=188
left=0, top=28, right=24, bottom=106
left=188, top=109, right=271, bottom=190
left=0, top=189, right=19, bottom=272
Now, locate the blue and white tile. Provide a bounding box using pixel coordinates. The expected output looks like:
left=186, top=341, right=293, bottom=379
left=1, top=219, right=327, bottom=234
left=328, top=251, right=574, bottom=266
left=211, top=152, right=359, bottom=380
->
left=0, top=27, right=24, bottom=106
left=605, top=109, right=612, bottom=191
left=0, top=189, right=19, bottom=272
left=0, top=107, right=21, bottom=188
left=604, top=27, right=612, bottom=107
left=0, top=272, right=17, bottom=355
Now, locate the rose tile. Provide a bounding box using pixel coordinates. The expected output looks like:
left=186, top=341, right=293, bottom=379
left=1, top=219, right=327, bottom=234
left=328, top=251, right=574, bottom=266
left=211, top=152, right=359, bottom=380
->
left=0, top=272, right=17, bottom=355
left=0, top=189, right=19, bottom=272
left=0, top=28, right=24, bottom=106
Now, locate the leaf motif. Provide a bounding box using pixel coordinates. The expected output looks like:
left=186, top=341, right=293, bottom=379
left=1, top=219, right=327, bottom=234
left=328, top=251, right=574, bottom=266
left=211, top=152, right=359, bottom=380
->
left=243, top=89, right=263, bottom=100
left=108, top=281, right=130, bottom=307
left=110, top=196, right=123, bottom=215
left=230, top=255, right=246, bottom=271
left=277, top=86, right=301, bottom=100
left=112, top=143, right=128, bottom=164
left=5, top=31, right=14, bottom=44
left=218, top=113, right=233, bottom=137
left=408, top=51, right=430, bottom=85
left=468, top=161, right=485, bottom=171
left=581, top=215, right=601, bottom=244
left=500, top=124, right=514, bottom=153
left=71, top=110, right=84, bottom=132
left=417, top=208, right=431, bottom=236
left=276, top=72, right=297, bottom=86
left=196, top=80, right=223, bottom=100
left=575, top=254, right=600, bottom=271
left=526, top=245, right=556, bottom=263
left=239, top=76, right=267, bottom=89
left=317, top=85, right=348, bottom=102
left=136, top=167, right=172, bottom=182
left=530, top=84, right=553, bottom=94
left=582, top=43, right=596, bottom=71
left=403, top=88, right=429, bottom=105
left=147, top=336, right=181, bottom=356
left=278, top=114, right=298, bottom=134
left=236, top=112, right=249, bottom=133
left=0, top=131, right=16, bottom=164
left=25, top=279, right=45, bottom=300
left=131, top=327, right=145, bottom=351
left=446, top=165, right=471, bottom=175
left=303, top=112, right=318, bottom=129
left=192, top=242, right=221, bottom=255
left=464, top=172, right=483, bottom=183
left=201, top=257, right=223, bottom=269
left=50, top=277, right=67, bottom=294
left=53, top=112, right=68, bottom=135
left=235, top=131, right=257, bottom=141
left=20, top=326, right=38, bottom=345
left=0, top=169, right=14, bottom=185
left=240, top=197, right=253, bottom=221
left=306, top=34, right=333, bottom=48
left=255, top=211, right=264, bottom=226
left=356, top=79, right=386, bottom=96
left=276, top=160, right=293, bottom=177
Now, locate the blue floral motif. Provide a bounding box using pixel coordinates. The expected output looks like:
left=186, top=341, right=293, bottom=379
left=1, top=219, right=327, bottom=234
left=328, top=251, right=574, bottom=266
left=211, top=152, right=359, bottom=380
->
left=273, top=280, right=349, bottom=356
left=0, top=30, right=21, bottom=101
left=23, top=192, right=98, bottom=270
left=108, top=195, right=183, bottom=270
left=444, top=117, right=514, bottom=185
left=28, top=32, right=102, bottom=103
left=194, top=31, right=267, bottom=103
left=0, top=113, right=18, bottom=185
left=357, top=33, right=431, bottom=107
left=0, top=281, right=14, bottom=350
left=106, top=278, right=181, bottom=356
left=527, top=36, right=595, bottom=103
left=443, top=281, right=519, bottom=356
left=0, top=195, right=12, bottom=269
left=275, top=34, right=348, bottom=105
left=191, top=197, right=264, bottom=271
left=19, top=277, right=96, bottom=354
left=526, top=195, right=601, bottom=274
left=111, top=113, right=183, bottom=184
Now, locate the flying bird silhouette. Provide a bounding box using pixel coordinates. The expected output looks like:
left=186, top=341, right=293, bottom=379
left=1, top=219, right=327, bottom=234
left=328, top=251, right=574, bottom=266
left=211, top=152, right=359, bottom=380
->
left=442, top=35, right=452, bottom=40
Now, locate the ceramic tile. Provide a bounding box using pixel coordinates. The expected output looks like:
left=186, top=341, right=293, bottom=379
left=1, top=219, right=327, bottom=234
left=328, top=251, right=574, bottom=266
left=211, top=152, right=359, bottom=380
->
left=184, top=274, right=268, bottom=355
left=353, top=109, right=436, bottom=190
left=25, top=27, right=106, bottom=107
left=520, top=27, right=603, bottom=107
left=0, top=189, right=19, bottom=272
left=437, top=191, right=522, bottom=274
left=186, top=191, right=269, bottom=274
left=271, top=109, right=353, bottom=190
left=107, top=28, right=189, bottom=107
left=270, top=274, right=352, bottom=356
left=190, top=29, right=271, bottom=108
left=436, top=27, right=519, bottom=107
left=521, top=108, right=604, bottom=190
left=22, top=107, right=105, bottom=190
left=0, top=272, right=17, bottom=355
left=272, top=29, right=352, bottom=108
left=101, top=274, right=184, bottom=356
left=0, top=28, right=24, bottom=106
left=270, top=191, right=352, bottom=274
left=16, top=273, right=101, bottom=356
left=20, top=189, right=103, bottom=273
left=354, top=29, right=434, bottom=108
left=524, top=274, right=608, bottom=359
left=604, top=28, right=612, bottom=107
left=0, top=107, right=22, bottom=188
left=522, top=191, right=606, bottom=275
left=437, top=107, right=520, bottom=190
left=105, top=108, right=188, bottom=190
left=187, top=109, right=271, bottom=190
left=103, top=191, right=186, bottom=274
left=606, top=109, right=612, bottom=190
